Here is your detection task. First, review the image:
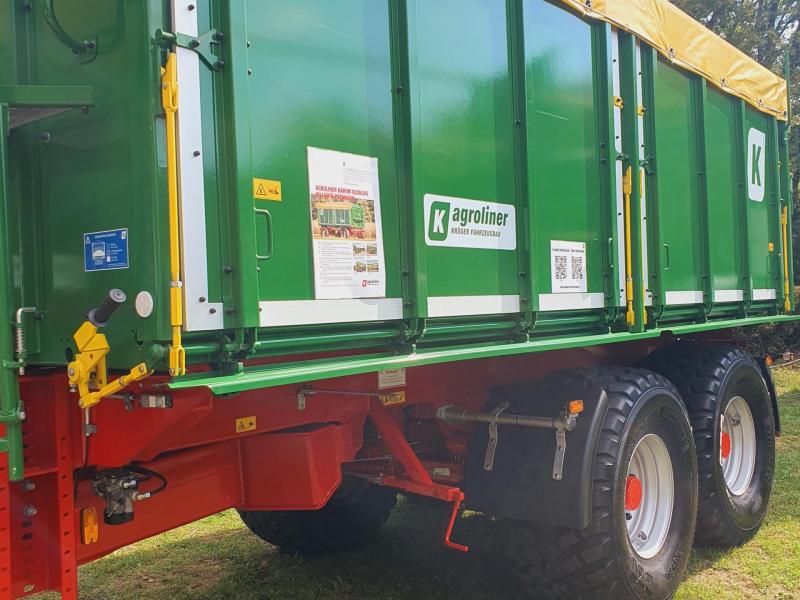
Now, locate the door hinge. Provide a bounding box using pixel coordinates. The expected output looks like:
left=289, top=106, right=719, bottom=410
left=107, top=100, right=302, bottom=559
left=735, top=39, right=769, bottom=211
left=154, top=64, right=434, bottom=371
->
left=155, top=29, right=225, bottom=72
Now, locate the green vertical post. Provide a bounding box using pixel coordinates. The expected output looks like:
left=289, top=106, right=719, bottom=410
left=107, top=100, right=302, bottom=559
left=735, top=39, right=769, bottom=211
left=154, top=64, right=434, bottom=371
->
left=0, top=104, right=24, bottom=480
left=769, top=117, right=784, bottom=312
left=507, top=0, right=533, bottom=330
left=783, top=55, right=795, bottom=311
left=594, top=24, right=621, bottom=325
left=219, top=3, right=260, bottom=334
left=735, top=99, right=754, bottom=313
left=696, top=79, right=713, bottom=316
left=618, top=34, right=645, bottom=332
left=403, top=1, right=428, bottom=323
left=388, top=0, right=417, bottom=335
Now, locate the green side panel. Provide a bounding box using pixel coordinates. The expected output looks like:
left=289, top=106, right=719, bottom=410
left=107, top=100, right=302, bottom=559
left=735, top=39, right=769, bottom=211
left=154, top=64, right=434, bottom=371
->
left=743, top=107, right=778, bottom=300
left=704, top=87, right=742, bottom=297
left=523, top=0, right=606, bottom=309
left=244, top=0, right=403, bottom=310
left=652, top=58, right=703, bottom=302
left=0, top=3, right=14, bottom=84
left=10, top=2, right=169, bottom=366
left=407, top=0, right=519, bottom=312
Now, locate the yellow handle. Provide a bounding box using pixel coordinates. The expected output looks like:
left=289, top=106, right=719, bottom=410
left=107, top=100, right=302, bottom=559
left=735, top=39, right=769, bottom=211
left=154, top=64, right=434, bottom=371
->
left=782, top=206, right=791, bottom=313
left=162, top=52, right=186, bottom=376
left=79, top=363, right=151, bottom=410
left=623, top=167, right=635, bottom=327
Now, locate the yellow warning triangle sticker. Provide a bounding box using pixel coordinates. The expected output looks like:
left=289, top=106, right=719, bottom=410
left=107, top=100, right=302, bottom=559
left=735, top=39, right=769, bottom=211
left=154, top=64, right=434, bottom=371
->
left=253, top=178, right=282, bottom=201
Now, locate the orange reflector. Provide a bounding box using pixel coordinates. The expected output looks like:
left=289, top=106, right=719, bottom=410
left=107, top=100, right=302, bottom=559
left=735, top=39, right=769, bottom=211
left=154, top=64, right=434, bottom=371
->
left=721, top=431, right=732, bottom=460
left=625, top=475, right=643, bottom=512
left=81, top=507, right=99, bottom=545
left=765, top=355, right=774, bottom=367
left=568, top=400, right=585, bottom=415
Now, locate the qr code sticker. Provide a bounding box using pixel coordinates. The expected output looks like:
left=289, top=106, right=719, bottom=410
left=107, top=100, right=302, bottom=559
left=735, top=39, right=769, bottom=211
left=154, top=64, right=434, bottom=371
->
left=554, top=255, right=568, bottom=280
left=571, top=255, right=584, bottom=281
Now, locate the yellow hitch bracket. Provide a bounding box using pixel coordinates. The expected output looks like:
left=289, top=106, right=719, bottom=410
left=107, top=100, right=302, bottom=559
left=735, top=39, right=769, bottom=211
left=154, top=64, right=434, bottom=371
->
left=782, top=206, right=791, bottom=313
left=623, top=166, right=635, bottom=327
left=162, top=51, right=186, bottom=376
left=614, top=96, right=625, bottom=109
left=67, top=322, right=151, bottom=409
left=67, top=321, right=110, bottom=400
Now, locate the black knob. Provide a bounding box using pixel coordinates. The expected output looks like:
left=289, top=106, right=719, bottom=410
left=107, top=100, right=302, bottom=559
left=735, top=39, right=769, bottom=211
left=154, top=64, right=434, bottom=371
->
left=88, top=289, right=127, bottom=327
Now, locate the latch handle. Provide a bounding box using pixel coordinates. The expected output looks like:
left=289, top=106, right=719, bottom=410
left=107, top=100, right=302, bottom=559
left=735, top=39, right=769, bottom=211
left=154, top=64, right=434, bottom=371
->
left=255, top=209, right=274, bottom=261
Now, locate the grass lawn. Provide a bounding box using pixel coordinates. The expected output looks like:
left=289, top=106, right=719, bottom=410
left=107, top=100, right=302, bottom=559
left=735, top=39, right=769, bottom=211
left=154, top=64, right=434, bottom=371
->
left=41, top=369, right=800, bottom=599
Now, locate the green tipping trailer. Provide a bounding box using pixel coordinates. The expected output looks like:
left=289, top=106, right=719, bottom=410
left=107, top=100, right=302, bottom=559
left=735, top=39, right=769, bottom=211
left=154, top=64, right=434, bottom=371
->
left=0, top=1, right=796, bottom=599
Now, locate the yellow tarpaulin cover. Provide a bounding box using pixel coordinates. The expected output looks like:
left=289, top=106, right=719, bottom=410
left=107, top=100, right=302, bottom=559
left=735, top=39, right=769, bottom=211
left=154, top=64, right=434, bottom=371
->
left=560, top=0, right=789, bottom=121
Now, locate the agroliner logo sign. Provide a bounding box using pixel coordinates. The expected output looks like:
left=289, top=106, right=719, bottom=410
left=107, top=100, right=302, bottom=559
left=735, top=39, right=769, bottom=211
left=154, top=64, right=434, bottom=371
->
left=424, top=194, right=516, bottom=250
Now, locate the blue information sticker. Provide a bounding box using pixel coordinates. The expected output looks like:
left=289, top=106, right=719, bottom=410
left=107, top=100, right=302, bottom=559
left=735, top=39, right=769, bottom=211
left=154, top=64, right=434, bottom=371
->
left=84, top=229, right=129, bottom=272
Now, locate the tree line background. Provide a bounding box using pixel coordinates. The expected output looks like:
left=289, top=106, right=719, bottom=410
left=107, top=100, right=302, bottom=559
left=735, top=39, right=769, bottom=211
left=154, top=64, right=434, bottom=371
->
left=672, top=0, right=800, bottom=355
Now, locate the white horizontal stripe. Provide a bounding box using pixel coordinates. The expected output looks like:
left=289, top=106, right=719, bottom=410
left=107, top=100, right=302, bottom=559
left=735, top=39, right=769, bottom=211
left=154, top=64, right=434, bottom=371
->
left=752, top=288, right=777, bottom=301
left=538, top=293, right=606, bottom=312
left=714, top=289, right=744, bottom=303
left=664, top=291, right=704, bottom=306
left=427, top=295, right=520, bottom=318
left=260, top=299, right=403, bottom=327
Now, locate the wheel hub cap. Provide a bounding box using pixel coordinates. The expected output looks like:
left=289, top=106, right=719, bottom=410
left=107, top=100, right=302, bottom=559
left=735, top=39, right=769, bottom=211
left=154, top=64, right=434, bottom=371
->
left=625, top=475, right=643, bottom=511
left=720, top=430, right=732, bottom=460
left=625, top=434, right=674, bottom=559
left=720, top=396, right=757, bottom=496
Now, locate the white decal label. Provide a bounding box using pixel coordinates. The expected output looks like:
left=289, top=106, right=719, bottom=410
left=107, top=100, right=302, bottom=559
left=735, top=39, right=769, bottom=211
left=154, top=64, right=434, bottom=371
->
left=307, top=147, right=386, bottom=300
left=747, top=128, right=766, bottom=202
left=551, top=241, right=587, bottom=294
left=424, top=194, right=516, bottom=250
left=378, top=368, right=406, bottom=390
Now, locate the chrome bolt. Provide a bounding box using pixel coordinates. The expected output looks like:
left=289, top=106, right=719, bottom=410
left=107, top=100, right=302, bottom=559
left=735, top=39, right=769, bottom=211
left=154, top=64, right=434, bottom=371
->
left=22, top=504, right=38, bottom=518
left=21, top=480, right=35, bottom=492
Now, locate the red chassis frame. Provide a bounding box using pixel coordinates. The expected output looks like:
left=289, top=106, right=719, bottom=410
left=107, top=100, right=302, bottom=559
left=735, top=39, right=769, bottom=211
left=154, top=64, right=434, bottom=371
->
left=1, top=342, right=658, bottom=599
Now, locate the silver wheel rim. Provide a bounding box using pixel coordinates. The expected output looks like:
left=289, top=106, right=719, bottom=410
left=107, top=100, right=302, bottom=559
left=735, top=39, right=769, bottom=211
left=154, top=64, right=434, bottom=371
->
left=720, top=396, right=756, bottom=496
left=625, top=434, right=674, bottom=559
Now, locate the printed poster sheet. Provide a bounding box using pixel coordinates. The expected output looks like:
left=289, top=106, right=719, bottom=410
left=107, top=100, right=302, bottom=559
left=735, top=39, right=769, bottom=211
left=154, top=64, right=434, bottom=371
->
left=307, top=147, right=386, bottom=300
left=551, top=240, right=587, bottom=294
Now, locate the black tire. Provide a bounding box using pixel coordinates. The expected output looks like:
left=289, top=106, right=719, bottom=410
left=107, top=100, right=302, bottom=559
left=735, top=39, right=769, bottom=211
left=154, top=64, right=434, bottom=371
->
left=643, top=343, right=776, bottom=547
left=238, top=477, right=397, bottom=556
left=501, top=368, right=697, bottom=600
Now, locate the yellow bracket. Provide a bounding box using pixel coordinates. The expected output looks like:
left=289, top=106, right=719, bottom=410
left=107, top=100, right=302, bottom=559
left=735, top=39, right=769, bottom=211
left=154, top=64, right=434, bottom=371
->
left=162, top=52, right=186, bottom=376
left=782, top=206, right=791, bottom=313
left=614, top=96, right=625, bottom=109
left=623, top=166, right=635, bottom=327
left=67, top=321, right=152, bottom=409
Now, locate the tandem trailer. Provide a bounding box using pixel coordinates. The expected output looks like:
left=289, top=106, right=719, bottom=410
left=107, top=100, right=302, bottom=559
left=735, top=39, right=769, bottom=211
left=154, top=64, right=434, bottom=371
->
left=0, top=0, right=796, bottom=598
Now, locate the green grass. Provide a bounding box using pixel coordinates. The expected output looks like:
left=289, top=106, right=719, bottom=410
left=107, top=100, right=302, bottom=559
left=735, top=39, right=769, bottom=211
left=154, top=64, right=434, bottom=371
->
left=39, top=370, right=800, bottom=600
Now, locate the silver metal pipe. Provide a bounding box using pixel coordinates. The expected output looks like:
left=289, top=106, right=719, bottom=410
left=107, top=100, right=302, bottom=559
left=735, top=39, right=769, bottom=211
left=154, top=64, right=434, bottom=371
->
left=436, top=404, right=567, bottom=431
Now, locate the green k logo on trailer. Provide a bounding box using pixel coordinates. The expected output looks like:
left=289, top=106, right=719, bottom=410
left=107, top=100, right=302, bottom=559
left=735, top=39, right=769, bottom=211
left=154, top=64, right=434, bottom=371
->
left=428, top=201, right=451, bottom=242
left=748, top=128, right=766, bottom=202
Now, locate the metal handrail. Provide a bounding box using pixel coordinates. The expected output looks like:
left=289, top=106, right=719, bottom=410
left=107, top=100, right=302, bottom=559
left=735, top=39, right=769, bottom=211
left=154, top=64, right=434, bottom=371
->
left=41, top=0, right=96, bottom=55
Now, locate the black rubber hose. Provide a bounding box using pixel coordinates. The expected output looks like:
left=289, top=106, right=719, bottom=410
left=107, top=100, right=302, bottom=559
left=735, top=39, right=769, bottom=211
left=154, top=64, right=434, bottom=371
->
left=88, top=289, right=126, bottom=327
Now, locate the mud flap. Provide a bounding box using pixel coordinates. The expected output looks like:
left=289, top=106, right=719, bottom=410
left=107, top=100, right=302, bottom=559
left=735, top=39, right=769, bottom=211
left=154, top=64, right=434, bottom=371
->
left=464, top=377, right=608, bottom=529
